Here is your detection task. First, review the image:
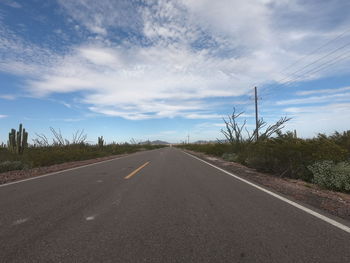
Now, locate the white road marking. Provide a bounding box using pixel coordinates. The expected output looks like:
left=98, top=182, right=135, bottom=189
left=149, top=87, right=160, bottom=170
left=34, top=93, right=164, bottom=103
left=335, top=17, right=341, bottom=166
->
left=96, top=180, right=103, bottom=183
left=86, top=215, right=96, bottom=221
left=13, top=218, right=29, bottom=225
left=183, top=151, right=350, bottom=234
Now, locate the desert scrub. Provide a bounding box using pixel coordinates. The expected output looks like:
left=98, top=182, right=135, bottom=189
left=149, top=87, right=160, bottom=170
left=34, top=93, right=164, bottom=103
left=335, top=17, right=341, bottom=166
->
left=177, top=143, right=233, bottom=157
left=244, top=139, right=309, bottom=180
left=222, top=153, right=239, bottom=162
left=0, top=144, right=166, bottom=171
left=0, top=161, right=25, bottom=173
left=243, top=136, right=348, bottom=181
left=308, top=161, right=350, bottom=192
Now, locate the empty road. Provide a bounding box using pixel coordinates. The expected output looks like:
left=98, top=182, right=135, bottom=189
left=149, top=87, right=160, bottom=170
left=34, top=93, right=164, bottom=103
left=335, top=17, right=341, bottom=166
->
left=0, top=147, right=349, bottom=262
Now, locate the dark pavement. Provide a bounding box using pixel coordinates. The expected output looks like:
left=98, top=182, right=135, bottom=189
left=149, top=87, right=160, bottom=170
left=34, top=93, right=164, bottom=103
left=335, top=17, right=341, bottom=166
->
left=0, top=147, right=349, bottom=262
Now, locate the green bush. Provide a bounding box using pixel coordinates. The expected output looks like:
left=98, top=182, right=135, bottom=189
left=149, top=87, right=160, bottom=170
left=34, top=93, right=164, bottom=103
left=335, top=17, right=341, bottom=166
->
left=308, top=161, right=350, bottom=192
left=177, top=143, right=233, bottom=157
left=0, top=144, right=166, bottom=171
left=328, top=130, right=350, bottom=154
left=0, top=161, right=25, bottom=173
left=244, top=139, right=310, bottom=180
left=222, top=153, right=239, bottom=162
left=177, top=133, right=349, bottom=183
left=243, top=136, right=348, bottom=181
left=21, top=144, right=165, bottom=167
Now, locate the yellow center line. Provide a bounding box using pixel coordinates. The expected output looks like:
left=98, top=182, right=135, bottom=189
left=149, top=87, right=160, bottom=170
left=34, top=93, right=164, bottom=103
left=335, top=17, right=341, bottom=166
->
left=124, top=162, right=150, bottom=179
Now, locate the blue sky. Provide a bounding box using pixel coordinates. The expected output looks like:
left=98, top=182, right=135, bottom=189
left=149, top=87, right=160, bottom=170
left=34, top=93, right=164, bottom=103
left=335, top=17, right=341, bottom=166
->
left=1, top=0, right=350, bottom=143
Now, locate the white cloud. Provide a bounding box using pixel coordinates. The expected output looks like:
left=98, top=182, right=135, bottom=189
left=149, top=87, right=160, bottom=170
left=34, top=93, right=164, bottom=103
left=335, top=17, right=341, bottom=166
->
left=277, top=92, right=350, bottom=105
left=24, top=43, right=255, bottom=119
left=1, top=0, right=21, bottom=8
left=49, top=118, right=83, bottom=122
left=0, top=114, right=7, bottom=118
left=58, top=0, right=141, bottom=36
left=1, top=0, right=350, bottom=123
left=0, top=94, right=15, bottom=100
left=196, top=122, right=226, bottom=128
left=296, top=86, right=350, bottom=96
left=283, top=103, right=350, bottom=136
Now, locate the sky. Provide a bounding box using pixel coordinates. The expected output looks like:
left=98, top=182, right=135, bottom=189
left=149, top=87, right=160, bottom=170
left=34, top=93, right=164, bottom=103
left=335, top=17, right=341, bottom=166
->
left=1, top=0, right=350, bottom=144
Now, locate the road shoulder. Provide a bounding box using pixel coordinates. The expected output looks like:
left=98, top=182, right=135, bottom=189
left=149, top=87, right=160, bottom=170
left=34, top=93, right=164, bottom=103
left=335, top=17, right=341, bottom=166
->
left=181, top=149, right=350, bottom=222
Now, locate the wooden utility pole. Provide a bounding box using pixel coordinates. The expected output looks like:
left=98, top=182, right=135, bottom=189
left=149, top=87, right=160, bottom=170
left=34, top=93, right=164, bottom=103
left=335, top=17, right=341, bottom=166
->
left=254, top=86, right=259, bottom=141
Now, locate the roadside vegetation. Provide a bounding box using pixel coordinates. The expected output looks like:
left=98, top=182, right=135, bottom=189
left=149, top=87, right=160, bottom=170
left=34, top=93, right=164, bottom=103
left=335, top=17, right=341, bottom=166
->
left=177, top=109, right=350, bottom=193
left=0, top=124, right=165, bottom=173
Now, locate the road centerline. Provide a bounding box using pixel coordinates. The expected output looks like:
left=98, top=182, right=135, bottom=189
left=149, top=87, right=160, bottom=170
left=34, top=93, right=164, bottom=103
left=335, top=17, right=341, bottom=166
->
left=124, top=162, right=150, bottom=180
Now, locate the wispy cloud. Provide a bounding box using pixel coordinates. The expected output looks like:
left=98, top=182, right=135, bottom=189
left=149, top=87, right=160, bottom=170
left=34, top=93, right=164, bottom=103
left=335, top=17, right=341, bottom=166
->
left=283, top=103, right=350, bottom=136
left=196, top=122, right=226, bottom=128
left=58, top=0, right=142, bottom=36
left=1, top=0, right=350, bottom=121
left=1, top=0, right=22, bottom=8
left=0, top=114, right=8, bottom=118
left=49, top=118, right=84, bottom=122
left=296, top=86, right=350, bottom=96
left=0, top=94, right=16, bottom=100
left=277, top=92, right=350, bottom=105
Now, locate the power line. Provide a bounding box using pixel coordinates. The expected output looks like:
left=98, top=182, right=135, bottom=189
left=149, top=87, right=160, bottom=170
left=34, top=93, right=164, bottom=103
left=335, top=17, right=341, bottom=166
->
left=279, top=51, right=350, bottom=88
left=262, top=37, right=350, bottom=92
left=278, top=40, right=350, bottom=84
left=251, top=29, right=350, bottom=110
left=279, top=28, right=350, bottom=74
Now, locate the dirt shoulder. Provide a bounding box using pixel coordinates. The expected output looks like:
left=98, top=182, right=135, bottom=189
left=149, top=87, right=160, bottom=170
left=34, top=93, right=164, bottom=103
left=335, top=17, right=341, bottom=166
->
left=0, top=154, right=130, bottom=185
left=184, top=150, right=350, bottom=222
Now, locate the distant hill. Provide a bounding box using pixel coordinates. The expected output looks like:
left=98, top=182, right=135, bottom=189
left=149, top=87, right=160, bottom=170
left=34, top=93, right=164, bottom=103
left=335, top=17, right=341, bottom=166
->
left=193, top=140, right=220, bottom=144
left=139, top=140, right=169, bottom=145
left=151, top=140, right=169, bottom=145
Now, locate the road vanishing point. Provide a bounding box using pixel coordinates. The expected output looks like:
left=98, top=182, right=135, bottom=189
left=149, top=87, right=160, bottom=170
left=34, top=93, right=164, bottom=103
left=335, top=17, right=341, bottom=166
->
left=0, top=147, right=349, bottom=262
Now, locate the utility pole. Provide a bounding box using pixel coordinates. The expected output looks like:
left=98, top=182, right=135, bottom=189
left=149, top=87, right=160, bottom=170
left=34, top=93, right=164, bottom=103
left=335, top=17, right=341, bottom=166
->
left=254, top=86, right=259, bottom=141
left=187, top=134, right=190, bottom=144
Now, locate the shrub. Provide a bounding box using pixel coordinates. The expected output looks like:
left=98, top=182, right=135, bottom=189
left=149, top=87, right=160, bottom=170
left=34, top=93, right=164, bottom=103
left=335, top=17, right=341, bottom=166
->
left=305, top=136, right=348, bottom=162
left=177, top=131, right=350, bottom=188
left=177, top=143, right=233, bottom=157
left=244, top=139, right=310, bottom=180
left=0, top=161, right=25, bottom=173
left=243, top=136, right=348, bottom=181
left=0, top=144, right=166, bottom=171
left=328, top=130, right=350, bottom=154
left=222, top=153, right=239, bottom=162
left=308, top=161, right=350, bottom=192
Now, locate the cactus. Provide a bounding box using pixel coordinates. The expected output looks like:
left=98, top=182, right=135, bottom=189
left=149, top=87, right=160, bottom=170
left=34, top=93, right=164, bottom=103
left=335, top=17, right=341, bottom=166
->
left=98, top=136, right=104, bottom=147
left=8, top=128, right=16, bottom=152
left=293, top=129, right=298, bottom=139
left=8, top=124, right=28, bottom=154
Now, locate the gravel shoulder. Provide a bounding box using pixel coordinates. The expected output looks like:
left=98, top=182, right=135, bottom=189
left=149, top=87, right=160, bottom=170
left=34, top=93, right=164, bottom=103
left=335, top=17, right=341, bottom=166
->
left=184, top=149, right=350, bottom=222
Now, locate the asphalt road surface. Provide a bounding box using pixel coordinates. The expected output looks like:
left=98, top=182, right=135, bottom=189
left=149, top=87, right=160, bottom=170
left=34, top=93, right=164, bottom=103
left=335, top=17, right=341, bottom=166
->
left=0, top=147, right=349, bottom=262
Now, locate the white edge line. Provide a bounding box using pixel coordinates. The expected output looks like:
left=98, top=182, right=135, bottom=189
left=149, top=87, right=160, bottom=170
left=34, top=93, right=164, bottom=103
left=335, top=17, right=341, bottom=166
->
left=0, top=152, right=141, bottom=188
left=183, top=151, right=350, bottom=234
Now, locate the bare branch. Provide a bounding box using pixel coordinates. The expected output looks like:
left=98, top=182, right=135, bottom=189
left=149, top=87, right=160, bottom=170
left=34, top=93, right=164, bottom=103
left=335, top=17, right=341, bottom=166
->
left=32, top=133, right=49, bottom=147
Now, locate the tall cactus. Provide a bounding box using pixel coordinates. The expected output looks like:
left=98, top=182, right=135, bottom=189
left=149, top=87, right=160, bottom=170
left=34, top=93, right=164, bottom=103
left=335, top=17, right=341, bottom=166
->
left=8, top=123, right=28, bottom=154
left=98, top=136, right=104, bottom=147
left=8, top=129, right=16, bottom=153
